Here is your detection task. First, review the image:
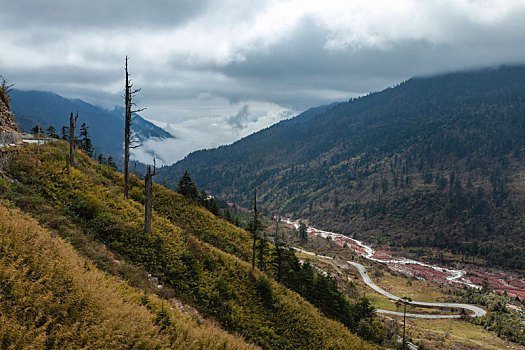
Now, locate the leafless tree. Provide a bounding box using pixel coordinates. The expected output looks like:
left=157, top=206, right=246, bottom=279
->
left=68, top=111, right=78, bottom=168
left=144, top=159, right=156, bottom=235
left=123, top=56, right=144, bottom=199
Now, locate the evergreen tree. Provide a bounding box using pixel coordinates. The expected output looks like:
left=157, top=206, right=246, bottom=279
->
left=177, top=170, right=199, bottom=200
left=79, top=122, right=94, bottom=157
left=46, top=125, right=59, bottom=138
left=298, top=221, right=308, bottom=242
left=31, top=125, right=42, bottom=135
left=107, top=156, right=117, bottom=170
left=61, top=126, right=69, bottom=141
left=224, top=207, right=234, bottom=224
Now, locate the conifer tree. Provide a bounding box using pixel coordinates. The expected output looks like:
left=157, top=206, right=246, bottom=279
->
left=30, top=125, right=42, bottom=135
left=46, top=125, right=59, bottom=138
left=177, top=170, right=199, bottom=200
left=299, top=221, right=308, bottom=242
left=107, top=156, right=117, bottom=170
left=79, top=122, right=94, bottom=157
left=61, top=126, right=69, bottom=141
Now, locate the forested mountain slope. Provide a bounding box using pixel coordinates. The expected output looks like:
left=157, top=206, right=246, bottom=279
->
left=9, top=89, right=172, bottom=159
left=160, top=65, right=525, bottom=272
left=0, top=142, right=381, bottom=349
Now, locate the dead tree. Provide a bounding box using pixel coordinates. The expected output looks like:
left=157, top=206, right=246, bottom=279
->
left=144, top=159, right=156, bottom=235
left=248, top=190, right=262, bottom=270
left=69, top=112, right=78, bottom=168
left=124, top=56, right=144, bottom=199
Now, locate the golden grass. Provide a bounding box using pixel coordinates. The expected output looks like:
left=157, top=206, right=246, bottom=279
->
left=0, top=203, right=259, bottom=349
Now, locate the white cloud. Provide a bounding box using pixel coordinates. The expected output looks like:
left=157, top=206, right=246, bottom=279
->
left=132, top=101, right=294, bottom=165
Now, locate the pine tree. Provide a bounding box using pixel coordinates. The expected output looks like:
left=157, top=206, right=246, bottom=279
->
left=177, top=170, right=199, bottom=200
left=107, top=156, right=117, bottom=170
left=31, top=125, right=42, bottom=135
left=299, top=221, right=308, bottom=242
left=79, top=122, right=94, bottom=157
left=46, top=125, right=58, bottom=138
left=61, top=126, right=69, bottom=141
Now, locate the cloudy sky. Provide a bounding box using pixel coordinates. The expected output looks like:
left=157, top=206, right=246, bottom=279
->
left=2, top=0, right=525, bottom=165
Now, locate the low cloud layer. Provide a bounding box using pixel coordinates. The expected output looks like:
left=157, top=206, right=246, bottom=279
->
left=2, top=0, right=525, bottom=164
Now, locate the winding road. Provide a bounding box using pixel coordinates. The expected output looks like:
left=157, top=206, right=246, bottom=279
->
left=348, top=261, right=486, bottom=318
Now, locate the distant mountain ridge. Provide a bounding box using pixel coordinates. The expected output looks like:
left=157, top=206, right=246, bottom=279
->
left=159, top=65, right=525, bottom=272
left=10, top=89, right=173, bottom=160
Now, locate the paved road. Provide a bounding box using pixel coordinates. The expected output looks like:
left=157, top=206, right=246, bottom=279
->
left=348, top=261, right=486, bottom=318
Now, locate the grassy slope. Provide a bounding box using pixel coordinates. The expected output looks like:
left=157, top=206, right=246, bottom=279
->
left=0, top=142, right=375, bottom=350
left=0, top=204, right=257, bottom=350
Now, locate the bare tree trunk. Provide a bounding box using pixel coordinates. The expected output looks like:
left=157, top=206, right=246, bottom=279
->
left=144, top=159, right=156, bottom=235
left=123, top=56, right=144, bottom=199
left=251, top=190, right=257, bottom=270
left=124, top=57, right=131, bottom=199
left=69, top=112, right=78, bottom=168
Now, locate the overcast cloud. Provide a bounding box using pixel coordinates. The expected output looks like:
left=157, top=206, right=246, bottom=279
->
left=1, top=0, right=525, bottom=164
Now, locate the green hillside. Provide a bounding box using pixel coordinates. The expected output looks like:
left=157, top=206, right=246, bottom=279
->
left=0, top=202, right=257, bottom=349
left=159, top=65, right=525, bottom=272
left=0, top=142, right=382, bottom=349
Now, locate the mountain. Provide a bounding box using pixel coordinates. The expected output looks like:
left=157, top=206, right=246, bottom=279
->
left=9, top=89, right=173, bottom=159
left=0, top=141, right=385, bottom=349
left=159, top=65, right=525, bottom=272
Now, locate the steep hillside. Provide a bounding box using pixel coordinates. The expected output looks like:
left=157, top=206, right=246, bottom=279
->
left=9, top=89, right=172, bottom=159
left=159, top=65, right=525, bottom=272
left=0, top=204, right=258, bottom=349
left=0, top=142, right=380, bottom=349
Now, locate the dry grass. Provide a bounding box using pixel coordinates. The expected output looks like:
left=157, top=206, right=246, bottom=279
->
left=0, top=203, right=259, bottom=349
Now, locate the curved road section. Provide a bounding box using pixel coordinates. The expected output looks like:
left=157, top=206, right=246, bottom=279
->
left=348, top=261, right=486, bottom=319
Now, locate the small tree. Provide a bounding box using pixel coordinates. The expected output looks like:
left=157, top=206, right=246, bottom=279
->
left=107, top=156, right=117, bottom=170
left=31, top=125, right=43, bottom=135
left=0, top=75, right=14, bottom=109
left=144, top=159, right=157, bottom=235
left=299, top=221, right=308, bottom=242
left=177, top=170, right=199, bottom=200
left=46, top=125, right=59, bottom=138
left=79, top=122, right=94, bottom=157
left=61, top=126, right=69, bottom=141
left=97, top=154, right=106, bottom=165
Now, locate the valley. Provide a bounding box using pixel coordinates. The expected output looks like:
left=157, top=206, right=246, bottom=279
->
left=282, top=218, right=525, bottom=302
left=285, top=223, right=524, bottom=349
